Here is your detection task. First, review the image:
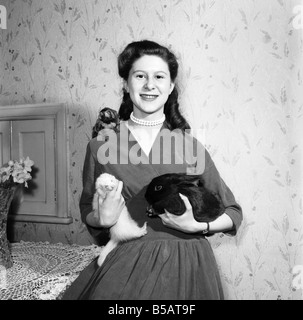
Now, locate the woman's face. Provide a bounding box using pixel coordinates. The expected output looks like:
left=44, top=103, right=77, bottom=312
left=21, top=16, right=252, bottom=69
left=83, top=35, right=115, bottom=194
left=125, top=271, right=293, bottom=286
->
left=125, top=55, right=175, bottom=120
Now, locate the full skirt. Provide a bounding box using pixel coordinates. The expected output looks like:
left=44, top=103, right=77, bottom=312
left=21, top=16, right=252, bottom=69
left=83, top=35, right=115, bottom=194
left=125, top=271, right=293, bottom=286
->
left=62, top=231, right=224, bottom=300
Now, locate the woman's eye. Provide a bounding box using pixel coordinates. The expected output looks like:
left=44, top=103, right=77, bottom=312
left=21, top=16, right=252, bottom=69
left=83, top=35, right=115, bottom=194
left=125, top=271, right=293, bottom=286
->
left=156, top=75, right=164, bottom=79
left=136, top=74, right=145, bottom=79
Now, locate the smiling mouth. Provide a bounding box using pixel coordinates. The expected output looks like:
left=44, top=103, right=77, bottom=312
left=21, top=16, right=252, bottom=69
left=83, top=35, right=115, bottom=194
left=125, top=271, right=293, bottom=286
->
left=140, top=94, right=159, bottom=100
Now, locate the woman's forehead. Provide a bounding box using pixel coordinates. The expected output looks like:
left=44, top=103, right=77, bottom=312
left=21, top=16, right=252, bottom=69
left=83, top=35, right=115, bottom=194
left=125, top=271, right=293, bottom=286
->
left=131, top=55, right=169, bottom=73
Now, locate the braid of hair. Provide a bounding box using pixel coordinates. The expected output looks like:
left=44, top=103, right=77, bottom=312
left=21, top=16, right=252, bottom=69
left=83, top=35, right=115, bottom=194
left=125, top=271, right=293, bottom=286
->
left=164, top=88, right=191, bottom=131
left=118, top=90, right=133, bottom=121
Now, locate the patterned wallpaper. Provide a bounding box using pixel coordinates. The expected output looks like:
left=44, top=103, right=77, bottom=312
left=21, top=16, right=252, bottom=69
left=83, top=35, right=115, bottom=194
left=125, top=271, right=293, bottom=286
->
left=0, top=0, right=302, bottom=300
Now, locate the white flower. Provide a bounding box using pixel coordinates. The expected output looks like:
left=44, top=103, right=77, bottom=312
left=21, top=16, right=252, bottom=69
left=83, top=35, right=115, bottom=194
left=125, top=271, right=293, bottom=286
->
left=0, top=157, right=34, bottom=188
left=23, top=156, right=34, bottom=172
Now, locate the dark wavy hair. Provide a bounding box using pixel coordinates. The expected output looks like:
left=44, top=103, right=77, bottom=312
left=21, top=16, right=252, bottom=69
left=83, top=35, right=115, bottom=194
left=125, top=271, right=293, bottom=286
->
left=118, top=40, right=190, bottom=131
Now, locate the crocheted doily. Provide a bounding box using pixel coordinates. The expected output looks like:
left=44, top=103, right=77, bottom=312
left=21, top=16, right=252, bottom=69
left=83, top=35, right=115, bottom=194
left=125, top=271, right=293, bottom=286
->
left=0, top=241, right=99, bottom=300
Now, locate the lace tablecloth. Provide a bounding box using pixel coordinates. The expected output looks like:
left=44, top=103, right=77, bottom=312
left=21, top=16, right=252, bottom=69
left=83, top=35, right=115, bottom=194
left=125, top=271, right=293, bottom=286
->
left=0, top=241, right=99, bottom=300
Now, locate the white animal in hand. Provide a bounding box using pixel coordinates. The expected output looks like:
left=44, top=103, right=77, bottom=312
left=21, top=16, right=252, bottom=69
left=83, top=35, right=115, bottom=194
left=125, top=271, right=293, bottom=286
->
left=93, top=173, right=147, bottom=266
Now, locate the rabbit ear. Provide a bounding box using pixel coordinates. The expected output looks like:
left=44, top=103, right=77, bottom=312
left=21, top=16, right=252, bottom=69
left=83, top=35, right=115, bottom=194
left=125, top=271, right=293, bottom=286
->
left=163, top=195, right=186, bottom=215
left=191, top=177, right=201, bottom=187
left=181, top=175, right=202, bottom=187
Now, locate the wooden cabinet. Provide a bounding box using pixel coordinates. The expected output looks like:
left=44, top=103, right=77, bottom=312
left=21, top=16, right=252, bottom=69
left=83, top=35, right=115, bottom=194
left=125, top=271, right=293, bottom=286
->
left=0, top=103, right=72, bottom=224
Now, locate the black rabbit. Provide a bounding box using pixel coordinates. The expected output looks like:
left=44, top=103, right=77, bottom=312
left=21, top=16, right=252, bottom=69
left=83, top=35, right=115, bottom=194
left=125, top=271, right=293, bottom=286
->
left=145, top=173, right=225, bottom=223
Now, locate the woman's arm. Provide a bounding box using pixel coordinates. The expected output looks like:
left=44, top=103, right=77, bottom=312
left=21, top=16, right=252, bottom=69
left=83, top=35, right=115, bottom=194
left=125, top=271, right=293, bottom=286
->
left=80, top=140, right=126, bottom=245
left=160, top=145, right=242, bottom=235
left=160, top=194, right=233, bottom=234
left=79, top=141, right=123, bottom=242
left=205, top=213, right=233, bottom=233
left=79, top=142, right=100, bottom=235
left=201, top=155, right=243, bottom=236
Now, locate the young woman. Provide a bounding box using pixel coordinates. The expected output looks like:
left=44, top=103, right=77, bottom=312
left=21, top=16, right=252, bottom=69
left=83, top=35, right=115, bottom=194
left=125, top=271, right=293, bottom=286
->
left=62, top=40, right=242, bottom=300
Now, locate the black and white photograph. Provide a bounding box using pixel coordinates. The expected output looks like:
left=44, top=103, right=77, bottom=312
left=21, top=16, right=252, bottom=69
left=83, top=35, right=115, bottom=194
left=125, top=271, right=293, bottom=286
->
left=0, top=0, right=302, bottom=304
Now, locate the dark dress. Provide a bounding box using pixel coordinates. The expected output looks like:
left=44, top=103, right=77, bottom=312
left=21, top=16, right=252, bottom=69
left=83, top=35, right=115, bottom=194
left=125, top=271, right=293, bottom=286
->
left=62, top=121, right=242, bottom=300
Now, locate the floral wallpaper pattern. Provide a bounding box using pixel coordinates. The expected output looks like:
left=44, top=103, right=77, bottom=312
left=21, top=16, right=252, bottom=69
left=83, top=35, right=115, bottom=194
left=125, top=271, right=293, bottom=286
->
left=0, top=0, right=302, bottom=300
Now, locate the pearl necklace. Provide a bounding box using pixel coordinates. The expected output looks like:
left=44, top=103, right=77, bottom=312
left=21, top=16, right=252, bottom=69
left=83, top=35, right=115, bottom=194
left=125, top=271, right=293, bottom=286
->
left=130, top=112, right=165, bottom=127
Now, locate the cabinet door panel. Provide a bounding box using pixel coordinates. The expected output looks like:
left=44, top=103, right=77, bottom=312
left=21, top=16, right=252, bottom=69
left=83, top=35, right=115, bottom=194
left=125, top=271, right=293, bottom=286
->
left=0, top=103, right=71, bottom=225
left=11, top=119, right=56, bottom=216
left=0, top=121, right=10, bottom=167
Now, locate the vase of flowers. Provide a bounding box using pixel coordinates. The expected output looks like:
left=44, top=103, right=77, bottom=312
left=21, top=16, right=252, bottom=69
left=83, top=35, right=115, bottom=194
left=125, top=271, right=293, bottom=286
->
left=0, top=157, right=34, bottom=268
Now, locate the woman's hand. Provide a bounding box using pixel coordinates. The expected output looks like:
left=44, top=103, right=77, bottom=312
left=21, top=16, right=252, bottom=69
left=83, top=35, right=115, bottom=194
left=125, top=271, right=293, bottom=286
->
left=159, top=194, right=208, bottom=233
left=87, top=181, right=125, bottom=228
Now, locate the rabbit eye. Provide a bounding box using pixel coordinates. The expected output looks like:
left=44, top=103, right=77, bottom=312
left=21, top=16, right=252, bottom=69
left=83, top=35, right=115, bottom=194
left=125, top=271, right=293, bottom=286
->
left=155, top=185, right=162, bottom=191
